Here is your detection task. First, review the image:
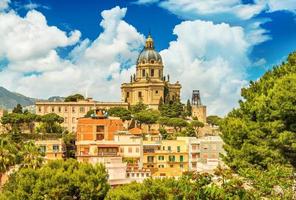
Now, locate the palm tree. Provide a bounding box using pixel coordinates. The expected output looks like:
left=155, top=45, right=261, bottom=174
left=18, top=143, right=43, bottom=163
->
left=0, top=138, right=16, bottom=186
left=21, top=141, right=43, bottom=169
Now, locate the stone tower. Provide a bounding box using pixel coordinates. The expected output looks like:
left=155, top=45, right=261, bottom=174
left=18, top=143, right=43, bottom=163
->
left=191, top=90, right=207, bottom=123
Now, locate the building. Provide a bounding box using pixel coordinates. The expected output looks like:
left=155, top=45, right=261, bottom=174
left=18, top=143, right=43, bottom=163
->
left=178, top=136, right=225, bottom=172
left=191, top=90, right=207, bottom=123
left=35, top=139, right=65, bottom=160
left=121, top=35, right=181, bottom=109
left=35, top=98, right=128, bottom=132
left=142, top=135, right=189, bottom=177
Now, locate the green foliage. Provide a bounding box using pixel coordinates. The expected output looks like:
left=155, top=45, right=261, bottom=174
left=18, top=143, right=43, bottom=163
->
left=64, top=94, right=84, bottom=102
left=37, top=113, right=64, bottom=134
left=130, top=102, right=147, bottom=114
left=167, top=117, right=188, bottom=132
left=108, top=107, right=132, bottom=121
left=207, top=115, right=222, bottom=126
left=106, top=172, right=254, bottom=200
left=134, top=110, right=159, bottom=130
left=220, top=51, right=296, bottom=198
left=12, top=104, right=23, bottom=114
left=62, top=132, right=76, bottom=159
left=159, top=101, right=184, bottom=118
left=2, top=159, right=110, bottom=200
left=85, top=109, right=95, bottom=117
left=186, top=99, right=192, bottom=116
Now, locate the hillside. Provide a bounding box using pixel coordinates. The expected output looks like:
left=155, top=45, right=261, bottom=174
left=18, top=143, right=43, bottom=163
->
left=0, top=86, right=35, bottom=109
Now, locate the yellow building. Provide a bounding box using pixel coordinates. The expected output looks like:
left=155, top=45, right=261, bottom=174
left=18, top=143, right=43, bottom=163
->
left=143, top=135, right=189, bottom=177
left=121, top=35, right=181, bottom=109
left=36, top=98, right=128, bottom=132
left=35, top=139, right=65, bottom=160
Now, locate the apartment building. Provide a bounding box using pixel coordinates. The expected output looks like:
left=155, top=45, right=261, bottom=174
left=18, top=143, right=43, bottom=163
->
left=36, top=98, right=128, bottom=132
left=35, top=139, right=65, bottom=160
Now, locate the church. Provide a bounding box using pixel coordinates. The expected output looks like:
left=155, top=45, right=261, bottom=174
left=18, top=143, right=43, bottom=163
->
left=121, top=35, right=181, bottom=110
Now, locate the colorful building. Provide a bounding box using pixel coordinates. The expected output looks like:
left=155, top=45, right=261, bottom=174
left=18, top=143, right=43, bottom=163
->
left=35, top=139, right=65, bottom=160
left=35, top=98, right=128, bottom=132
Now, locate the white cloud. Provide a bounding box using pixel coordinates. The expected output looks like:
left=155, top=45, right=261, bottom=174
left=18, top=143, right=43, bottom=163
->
left=267, top=0, right=296, bottom=13
left=0, top=10, right=80, bottom=64
left=160, top=20, right=250, bottom=115
left=0, top=0, right=10, bottom=11
left=0, top=6, right=144, bottom=103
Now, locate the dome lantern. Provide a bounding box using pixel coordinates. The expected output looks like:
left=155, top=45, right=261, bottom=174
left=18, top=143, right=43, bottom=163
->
left=145, top=34, right=154, bottom=49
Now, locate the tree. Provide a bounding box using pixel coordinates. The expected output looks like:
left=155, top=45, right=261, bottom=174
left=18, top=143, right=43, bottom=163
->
left=12, top=104, right=23, bottom=114
left=191, top=120, right=204, bottom=137
left=37, top=113, right=64, bottom=134
left=0, top=137, right=17, bottom=185
left=85, top=109, right=95, bottom=118
left=167, top=118, right=188, bottom=132
left=64, top=94, right=84, bottom=102
left=220, top=52, right=296, bottom=198
left=130, top=102, right=147, bottom=114
left=159, top=101, right=184, bottom=118
left=20, top=141, right=43, bottom=169
left=2, top=159, right=110, bottom=200
left=186, top=99, right=192, bottom=116
left=108, top=107, right=132, bottom=121
left=62, top=132, right=76, bottom=159
left=207, top=115, right=222, bottom=126
left=134, top=110, right=159, bottom=131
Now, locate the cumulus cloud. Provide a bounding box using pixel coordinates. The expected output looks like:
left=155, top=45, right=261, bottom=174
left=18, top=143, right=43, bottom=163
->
left=161, top=20, right=249, bottom=115
left=0, top=0, right=10, bottom=11
left=0, top=6, right=144, bottom=103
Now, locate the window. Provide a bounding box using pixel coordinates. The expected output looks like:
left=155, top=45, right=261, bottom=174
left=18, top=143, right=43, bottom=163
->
left=192, top=145, right=197, bottom=151
left=72, top=107, right=75, bottom=113
left=53, top=145, right=59, bottom=152
left=126, top=92, right=129, bottom=98
left=80, top=107, right=85, bottom=113
left=169, top=155, right=175, bottom=162
left=96, top=134, right=104, bottom=140
left=192, top=163, right=197, bottom=168
left=147, top=156, right=154, bottom=163
left=96, top=125, right=104, bottom=133
left=180, top=155, right=184, bottom=162
left=151, top=69, right=154, bottom=77
left=58, top=107, right=61, bottom=112
left=65, top=107, right=68, bottom=112
left=168, top=146, right=171, bottom=151
left=136, top=147, right=139, bottom=153
left=162, top=146, right=165, bottom=150
left=128, top=147, right=132, bottom=153
left=160, top=173, right=166, bottom=176
left=38, top=106, right=41, bottom=112
left=120, top=147, right=124, bottom=153
left=39, top=145, right=46, bottom=153
left=170, top=164, right=173, bottom=168
left=138, top=91, right=142, bottom=98
left=142, top=69, right=145, bottom=77
left=158, top=165, right=164, bottom=168
left=64, top=117, right=68, bottom=123
left=155, top=90, right=158, bottom=94
left=180, top=164, right=184, bottom=168
left=177, top=146, right=181, bottom=152
left=72, top=117, right=75, bottom=123
left=158, top=156, right=164, bottom=161
left=51, top=107, right=55, bottom=112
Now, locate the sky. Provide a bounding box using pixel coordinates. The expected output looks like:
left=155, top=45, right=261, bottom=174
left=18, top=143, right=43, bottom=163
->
left=0, top=0, right=295, bottom=116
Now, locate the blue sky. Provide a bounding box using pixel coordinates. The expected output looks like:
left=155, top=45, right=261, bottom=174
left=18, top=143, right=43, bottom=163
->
left=0, top=0, right=295, bottom=115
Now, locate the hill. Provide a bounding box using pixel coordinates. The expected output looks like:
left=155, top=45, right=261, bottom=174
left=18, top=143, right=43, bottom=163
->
left=0, top=86, right=35, bottom=109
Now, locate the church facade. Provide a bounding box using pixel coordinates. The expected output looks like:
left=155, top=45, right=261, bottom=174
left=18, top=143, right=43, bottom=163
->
left=121, top=35, right=181, bottom=110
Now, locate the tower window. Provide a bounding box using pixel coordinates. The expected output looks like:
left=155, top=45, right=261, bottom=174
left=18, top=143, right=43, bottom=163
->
left=126, top=92, right=129, bottom=98
left=138, top=92, right=142, bottom=98
left=151, top=69, right=154, bottom=77
left=142, top=69, right=145, bottom=77
left=155, top=90, right=158, bottom=94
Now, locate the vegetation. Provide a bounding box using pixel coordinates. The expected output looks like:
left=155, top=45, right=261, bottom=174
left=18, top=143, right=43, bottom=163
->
left=36, top=113, right=64, bottom=134
left=64, top=94, right=84, bottom=102
left=106, top=171, right=254, bottom=200
left=85, top=109, right=95, bottom=117
left=207, top=115, right=222, bottom=126
left=159, top=101, right=185, bottom=118
left=62, top=132, right=76, bottom=159
left=129, top=102, right=147, bottom=114
left=220, top=52, right=296, bottom=198
left=134, top=110, right=159, bottom=131
left=108, top=107, right=132, bottom=121
left=1, top=159, right=110, bottom=200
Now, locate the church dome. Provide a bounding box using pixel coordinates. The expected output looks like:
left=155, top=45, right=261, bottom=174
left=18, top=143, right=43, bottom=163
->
left=137, top=35, right=162, bottom=65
